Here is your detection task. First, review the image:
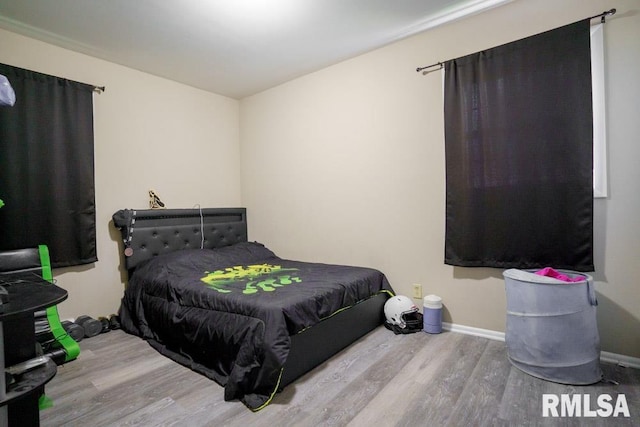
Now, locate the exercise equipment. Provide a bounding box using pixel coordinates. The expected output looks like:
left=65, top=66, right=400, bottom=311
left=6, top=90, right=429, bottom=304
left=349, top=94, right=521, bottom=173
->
left=60, top=320, right=84, bottom=342
left=109, top=314, right=121, bottom=330
left=98, top=317, right=111, bottom=333
left=75, top=315, right=102, bottom=338
left=0, top=245, right=80, bottom=365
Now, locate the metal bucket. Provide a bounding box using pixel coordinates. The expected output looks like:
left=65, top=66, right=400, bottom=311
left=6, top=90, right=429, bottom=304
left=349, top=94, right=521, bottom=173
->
left=503, top=269, right=602, bottom=385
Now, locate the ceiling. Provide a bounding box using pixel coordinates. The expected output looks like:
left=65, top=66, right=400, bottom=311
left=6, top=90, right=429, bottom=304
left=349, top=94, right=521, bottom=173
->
left=0, top=0, right=511, bottom=99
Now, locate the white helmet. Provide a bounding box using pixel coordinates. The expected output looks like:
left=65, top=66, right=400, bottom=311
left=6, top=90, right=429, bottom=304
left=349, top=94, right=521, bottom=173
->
left=384, top=295, right=418, bottom=329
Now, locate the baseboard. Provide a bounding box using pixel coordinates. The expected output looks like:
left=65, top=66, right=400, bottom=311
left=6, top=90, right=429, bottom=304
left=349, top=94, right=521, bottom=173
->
left=442, top=322, right=640, bottom=370
left=600, top=351, right=640, bottom=369
left=442, top=322, right=506, bottom=342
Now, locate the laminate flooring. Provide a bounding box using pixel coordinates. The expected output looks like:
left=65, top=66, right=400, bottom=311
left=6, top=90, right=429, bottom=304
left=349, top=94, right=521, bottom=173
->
left=40, top=327, right=639, bottom=426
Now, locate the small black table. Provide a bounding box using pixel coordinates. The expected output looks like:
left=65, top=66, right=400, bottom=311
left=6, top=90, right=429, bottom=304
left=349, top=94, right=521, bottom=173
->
left=0, top=272, right=67, bottom=427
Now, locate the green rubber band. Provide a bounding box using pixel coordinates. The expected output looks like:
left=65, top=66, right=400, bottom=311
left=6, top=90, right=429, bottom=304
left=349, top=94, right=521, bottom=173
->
left=37, top=245, right=80, bottom=362
left=38, top=245, right=53, bottom=282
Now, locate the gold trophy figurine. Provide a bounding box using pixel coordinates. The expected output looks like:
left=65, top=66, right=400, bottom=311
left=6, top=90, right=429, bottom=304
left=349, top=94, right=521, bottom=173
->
left=149, top=189, right=166, bottom=209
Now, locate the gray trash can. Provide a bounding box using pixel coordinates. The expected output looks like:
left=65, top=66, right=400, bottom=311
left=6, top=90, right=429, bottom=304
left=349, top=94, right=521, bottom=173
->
left=503, top=269, right=602, bottom=385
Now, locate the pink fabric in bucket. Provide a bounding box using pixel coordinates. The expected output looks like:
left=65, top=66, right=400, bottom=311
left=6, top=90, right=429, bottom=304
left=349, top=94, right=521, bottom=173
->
left=535, top=267, right=584, bottom=282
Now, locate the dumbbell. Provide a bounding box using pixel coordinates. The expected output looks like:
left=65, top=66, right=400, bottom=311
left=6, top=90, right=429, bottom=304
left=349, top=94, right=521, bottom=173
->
left=61, top=320, right=85, bottom=342
left=75, top=315, right=102, bottom=338
left=98, top=316, right=111, bottom=333
left=109, top=314, right=121, bottom=330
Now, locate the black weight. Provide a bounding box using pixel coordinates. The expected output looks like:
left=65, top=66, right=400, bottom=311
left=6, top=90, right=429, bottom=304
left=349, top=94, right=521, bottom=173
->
left=75, top=315, right=102, bottom=338
left=108, top=314, right=121, bottom=330
left=61, top=320, right=85, bottom=342
left=46, top=348, right=67, bottom=365
left=98, top=317, right=111, bottom=333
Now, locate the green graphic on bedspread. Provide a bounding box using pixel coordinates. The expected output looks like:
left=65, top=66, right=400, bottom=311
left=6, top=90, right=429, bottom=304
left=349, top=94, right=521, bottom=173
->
left=201, top=264, right=301, bottom=295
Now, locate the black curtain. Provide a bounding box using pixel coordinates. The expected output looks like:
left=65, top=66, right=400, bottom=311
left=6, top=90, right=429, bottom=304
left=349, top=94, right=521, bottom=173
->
left=0, top=64, right=97, bottom=267
left=443, top=20, right=594, bottom=271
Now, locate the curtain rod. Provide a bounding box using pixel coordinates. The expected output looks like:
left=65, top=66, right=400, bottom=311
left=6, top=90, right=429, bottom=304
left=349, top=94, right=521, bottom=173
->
left=93, top=85, right=106, bottom=94
left=415, top=8, right=617, bottom=74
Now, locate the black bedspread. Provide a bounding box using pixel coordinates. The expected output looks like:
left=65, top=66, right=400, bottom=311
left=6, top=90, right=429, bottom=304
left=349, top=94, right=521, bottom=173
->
left=119, top=242, right=393, bottom=410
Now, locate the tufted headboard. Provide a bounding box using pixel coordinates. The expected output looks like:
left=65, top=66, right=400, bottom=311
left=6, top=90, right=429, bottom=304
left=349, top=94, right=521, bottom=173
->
left=112, top=208, right=247, bottom=274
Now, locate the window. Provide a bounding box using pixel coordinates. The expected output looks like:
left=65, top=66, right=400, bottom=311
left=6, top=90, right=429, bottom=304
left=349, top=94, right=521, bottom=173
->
left=442, top=23, right=608, bottom=199
left=443, top=19, right=594, bottom=271
left=0, top=64, right=97, bottom=267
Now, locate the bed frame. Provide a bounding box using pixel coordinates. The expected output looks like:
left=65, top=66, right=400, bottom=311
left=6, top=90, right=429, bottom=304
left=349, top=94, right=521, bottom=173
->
left=112, top=207, right=387, bottom=388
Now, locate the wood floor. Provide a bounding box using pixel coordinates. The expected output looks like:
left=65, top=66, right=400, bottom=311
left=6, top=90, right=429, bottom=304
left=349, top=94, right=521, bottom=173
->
left=40, top=327, right=639, bottom=426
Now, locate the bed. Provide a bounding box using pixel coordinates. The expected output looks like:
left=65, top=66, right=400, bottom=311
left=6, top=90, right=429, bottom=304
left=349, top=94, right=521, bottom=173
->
left=111, top=207, right=393, bottom=411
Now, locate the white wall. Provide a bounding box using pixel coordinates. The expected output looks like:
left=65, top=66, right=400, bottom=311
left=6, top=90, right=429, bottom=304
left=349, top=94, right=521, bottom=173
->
left=0, top=28, right=242, bottom=320
left=240, top=0, right=640, bottom=358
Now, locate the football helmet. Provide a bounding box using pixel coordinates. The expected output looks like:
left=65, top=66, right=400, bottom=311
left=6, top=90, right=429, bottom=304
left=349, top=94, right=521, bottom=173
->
left=384, top=295, right=419, bottom=329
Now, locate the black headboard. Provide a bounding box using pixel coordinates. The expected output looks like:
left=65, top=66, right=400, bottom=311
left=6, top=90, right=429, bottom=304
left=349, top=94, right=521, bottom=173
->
left=112, top=208, right=247, bottom=273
